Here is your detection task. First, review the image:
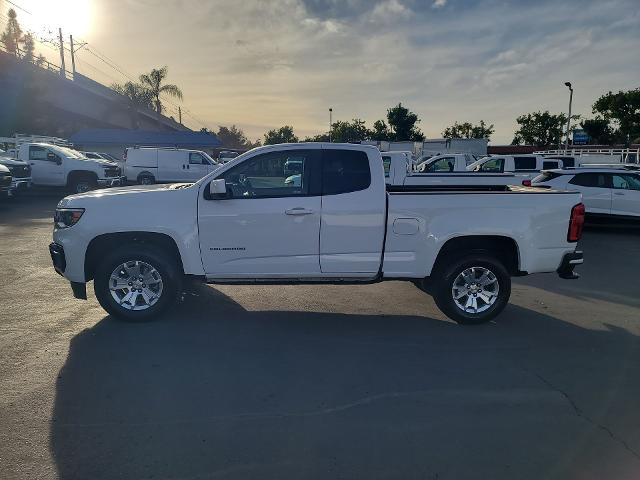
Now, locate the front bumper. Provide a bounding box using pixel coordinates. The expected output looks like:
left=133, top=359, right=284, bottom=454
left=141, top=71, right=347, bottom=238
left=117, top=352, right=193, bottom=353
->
left=49, top=242, right=87, bottom=299
left=557, top=250, right=583, bottom=279
left=97, top=176, right=126, bottom=188
left=8, top=177, right=32, bottom=195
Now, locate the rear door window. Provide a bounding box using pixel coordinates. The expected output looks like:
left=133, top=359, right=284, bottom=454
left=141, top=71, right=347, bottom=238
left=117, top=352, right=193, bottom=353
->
left=382, top=156, right=391, bottom=177
left=569, top=173, right=609, bottom=188
left=478, top=158, right=504, bottom=173
left=425, top=157, right=455, bottom=172
left=514, top=157, right=537, bottom=170
left=322, top=149, right=371, bottom=195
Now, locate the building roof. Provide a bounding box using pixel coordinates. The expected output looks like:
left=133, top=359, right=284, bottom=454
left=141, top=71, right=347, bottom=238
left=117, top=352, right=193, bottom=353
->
left=69, top=128, right=221, bottom=148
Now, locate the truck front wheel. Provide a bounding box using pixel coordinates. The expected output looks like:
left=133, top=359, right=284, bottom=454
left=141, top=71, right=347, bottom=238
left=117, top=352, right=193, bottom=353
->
left=431, top=254, right=511, bottom=325
left=94, top=245, right=181, bottom=321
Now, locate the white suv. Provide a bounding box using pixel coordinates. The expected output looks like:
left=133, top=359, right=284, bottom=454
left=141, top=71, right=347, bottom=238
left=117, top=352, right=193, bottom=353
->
left=532, top=167, right=640, bottom=218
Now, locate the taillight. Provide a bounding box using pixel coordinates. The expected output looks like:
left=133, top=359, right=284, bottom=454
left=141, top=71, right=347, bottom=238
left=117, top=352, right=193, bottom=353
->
left=522, top=179, right=532, bottom=186
left=568, top=203, right=585, bottom=242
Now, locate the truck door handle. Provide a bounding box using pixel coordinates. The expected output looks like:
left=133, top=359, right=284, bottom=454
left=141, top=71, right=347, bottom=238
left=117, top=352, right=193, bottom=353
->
left=285, top=208, right=314, bottom=215
left=614, top=192, right=625, bottom=196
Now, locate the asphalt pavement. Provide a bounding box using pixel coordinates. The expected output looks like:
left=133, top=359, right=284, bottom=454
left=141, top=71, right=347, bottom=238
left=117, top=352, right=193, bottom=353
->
left=1, top=192, right=639, bottom=480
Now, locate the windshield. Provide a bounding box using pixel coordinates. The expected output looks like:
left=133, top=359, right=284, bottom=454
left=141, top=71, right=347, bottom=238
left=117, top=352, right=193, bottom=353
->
left=53, top=146, right=85, bottom=159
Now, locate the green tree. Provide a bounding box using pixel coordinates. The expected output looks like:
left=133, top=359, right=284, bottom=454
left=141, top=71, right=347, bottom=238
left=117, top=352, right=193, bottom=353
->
left=303, top=133, right=330, bottom=142
left=111, top=81, right=154, bottom=109
left=511, top=110, right=579, bottom=147
left=591, top=89, right=640, bottom=144
left=368, top=119, right=392, bottom=141
left=386, top=103, right=424, bottom=141
left=1, top=8, right=23, bottom=55
left=329, top=118, right=369, bottom=143
left=21, top=32, right=34, bottom=62
left=580, top=117, right=615, bottom=145
left=212, top=125, right=260, bottom=149
left=443, top=120, right=494, bottom=140
left=264, top=125, right=298, bottom=145
left=139, top=66, right=183, bottom=115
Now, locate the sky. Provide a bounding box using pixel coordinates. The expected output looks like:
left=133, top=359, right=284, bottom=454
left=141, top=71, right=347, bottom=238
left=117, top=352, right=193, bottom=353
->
left=3, top=0, right=640, bottom=143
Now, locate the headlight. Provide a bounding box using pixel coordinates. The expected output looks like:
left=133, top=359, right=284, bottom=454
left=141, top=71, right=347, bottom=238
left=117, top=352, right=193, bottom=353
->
left=54, top=208, right=85, bottom=228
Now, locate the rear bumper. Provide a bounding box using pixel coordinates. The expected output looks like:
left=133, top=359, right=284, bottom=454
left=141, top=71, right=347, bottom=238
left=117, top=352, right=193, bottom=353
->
left=97, top=176, right=125, bottom=187
left=557, top=250, right=583, bottom=279
left=49, top=242, right=87, bottom=299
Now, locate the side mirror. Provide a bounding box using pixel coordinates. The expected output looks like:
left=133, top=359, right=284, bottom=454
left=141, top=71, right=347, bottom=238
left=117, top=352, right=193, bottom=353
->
left=208, top=178, right=229, bottom=199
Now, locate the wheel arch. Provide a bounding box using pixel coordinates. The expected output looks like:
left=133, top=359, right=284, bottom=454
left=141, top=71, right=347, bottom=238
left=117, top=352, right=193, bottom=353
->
left=66, top=170, right=98, bottom=186
left=85, top=231, right=184, bottom=281
left=432, top=235, right=522, bottom=276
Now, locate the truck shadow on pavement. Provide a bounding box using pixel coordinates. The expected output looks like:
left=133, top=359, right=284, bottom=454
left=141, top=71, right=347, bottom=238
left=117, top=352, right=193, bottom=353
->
left=49, top=285, right=640, bottom=480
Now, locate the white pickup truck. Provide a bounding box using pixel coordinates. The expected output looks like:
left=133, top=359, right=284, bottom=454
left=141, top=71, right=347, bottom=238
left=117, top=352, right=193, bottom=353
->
left=467, top=155, right=564, bottom=182
left=50, top=143, right=584, bottom=325
left=17, top=143, right=124, bottom=193
left=383, top=152, right=519, bottom=186
left=415, top=153, right=477, bottom=173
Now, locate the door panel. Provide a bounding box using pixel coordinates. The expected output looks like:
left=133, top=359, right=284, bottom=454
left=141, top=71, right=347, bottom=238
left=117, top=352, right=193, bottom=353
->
left=611, top=174, right=640, bottom=217
left=320, top=148, right=386, bottom=274
left=198, top=148, right=322, bottom=277
left=157, top=150, right=183, bottom=182
left=568, top=173, right=611, bottom=214
left=28, top=146, right=64, bottom=185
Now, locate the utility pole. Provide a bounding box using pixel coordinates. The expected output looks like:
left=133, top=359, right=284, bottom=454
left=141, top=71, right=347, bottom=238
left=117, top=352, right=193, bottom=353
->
left=178, top=107, right=182, bottom=124
left=564, top=82, right=573, bottom=152
left=69, top=35, right=87, bottom=80
left=58, top=28, right=66, bottom=77
left=329, top=107, right=333, bottom=142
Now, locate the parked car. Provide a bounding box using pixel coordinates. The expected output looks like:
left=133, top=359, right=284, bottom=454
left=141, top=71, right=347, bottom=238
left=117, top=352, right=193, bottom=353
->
left=125, top=147, right=219, bottom=184
left=0, top=155, right=32, bottom=195
left=16, top=143, right=123, bottom=193
left=467, top=155, right=559, bottom=181
left=0, top=164, right=12, bottom=198
left=415, top=153, right=478, bottom=172
left=50, top=143, right=584, bottom=325
left=383, top=152, right=519, bottom=186
left=217, top=151, right=239, bottom=163
left=532, top=168, right=640, bottom=219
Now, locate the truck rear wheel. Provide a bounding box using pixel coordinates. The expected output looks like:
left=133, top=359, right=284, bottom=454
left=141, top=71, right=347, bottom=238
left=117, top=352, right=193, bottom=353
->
left=431, top=254, right=511, bottom=325
left=94, top=245, right=181, bottom=321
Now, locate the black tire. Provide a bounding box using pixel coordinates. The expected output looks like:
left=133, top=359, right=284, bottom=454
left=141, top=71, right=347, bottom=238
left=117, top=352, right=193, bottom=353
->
left=431, top=254, right=511, bottom=325
left=94, top=244, right=182, bottom=321
left=69, top=174, right=97, bottom=194
left=138, top=174, right=155, bottom=185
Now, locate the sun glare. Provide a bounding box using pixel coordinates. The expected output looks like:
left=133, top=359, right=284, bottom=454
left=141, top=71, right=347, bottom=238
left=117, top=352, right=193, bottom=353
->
left=18, top=0, right=93, bottom=38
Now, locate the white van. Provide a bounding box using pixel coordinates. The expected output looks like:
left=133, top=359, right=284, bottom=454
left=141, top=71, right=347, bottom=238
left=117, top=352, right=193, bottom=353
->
left=125, top=148, right=219, bottom=184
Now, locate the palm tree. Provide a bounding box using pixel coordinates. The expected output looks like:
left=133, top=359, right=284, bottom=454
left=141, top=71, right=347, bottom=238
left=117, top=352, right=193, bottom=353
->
left=139, top=66, right=183, bottom=115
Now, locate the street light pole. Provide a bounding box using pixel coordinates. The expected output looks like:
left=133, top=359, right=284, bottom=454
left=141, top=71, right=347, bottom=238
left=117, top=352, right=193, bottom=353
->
left=564, top=81, right=573, bottom=152
left=329, top=108, right=333, bottom=142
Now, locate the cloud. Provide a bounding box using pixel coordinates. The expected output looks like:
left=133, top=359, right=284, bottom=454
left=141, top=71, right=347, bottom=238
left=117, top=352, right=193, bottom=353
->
left=87, top=0, right=640, bottom=143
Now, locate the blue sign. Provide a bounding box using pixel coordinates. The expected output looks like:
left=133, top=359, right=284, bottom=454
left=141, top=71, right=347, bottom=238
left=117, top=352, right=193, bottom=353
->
left=573, top=129, right=589, bottom=145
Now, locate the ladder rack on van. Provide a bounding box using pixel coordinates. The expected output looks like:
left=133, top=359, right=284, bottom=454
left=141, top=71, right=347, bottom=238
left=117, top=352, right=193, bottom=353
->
left=535, top=148, right=639, bottom=163
left=0, top=134, right=73, bottom=148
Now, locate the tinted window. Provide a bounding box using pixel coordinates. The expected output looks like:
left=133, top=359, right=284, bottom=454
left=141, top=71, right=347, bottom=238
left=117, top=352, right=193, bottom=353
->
left=612, top=174, right=640, bottom=191
left=533, top=172, right=563, bottom=183
left=514, top=157, right=537, bottom=170
left=478, top=158, right=504, bottom=173
left=322, top=149, right=371, bottom=195
left=220, top=149, right=319, bottom=198
left=29, top=146, right=48, bottom=161
left=543, top=160, right=560, bottom=170
left=426, top=157, right=455, bottom=172
left=569, top=173, right=608, bottom=188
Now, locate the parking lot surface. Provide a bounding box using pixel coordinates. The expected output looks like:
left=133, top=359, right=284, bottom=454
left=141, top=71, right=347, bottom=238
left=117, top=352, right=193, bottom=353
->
left=1, top=193, right=639, bottom=480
